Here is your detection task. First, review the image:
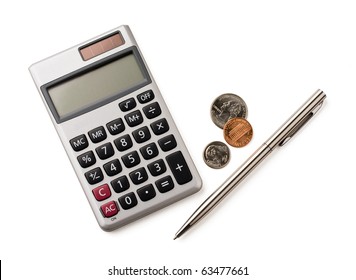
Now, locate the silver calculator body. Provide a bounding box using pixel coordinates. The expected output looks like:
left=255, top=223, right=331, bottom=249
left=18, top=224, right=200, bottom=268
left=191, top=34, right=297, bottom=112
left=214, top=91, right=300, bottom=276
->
left=29, top=25, right=202, bottom=231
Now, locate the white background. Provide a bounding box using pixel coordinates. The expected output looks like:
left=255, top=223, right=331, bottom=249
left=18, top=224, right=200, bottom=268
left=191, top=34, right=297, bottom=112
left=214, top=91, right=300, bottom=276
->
left=1, top=0, right=356, bottom=279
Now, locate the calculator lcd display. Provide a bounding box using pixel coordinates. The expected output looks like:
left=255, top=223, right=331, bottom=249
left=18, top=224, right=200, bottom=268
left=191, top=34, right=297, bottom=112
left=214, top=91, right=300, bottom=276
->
left=47, top=52, right=147, bottom=121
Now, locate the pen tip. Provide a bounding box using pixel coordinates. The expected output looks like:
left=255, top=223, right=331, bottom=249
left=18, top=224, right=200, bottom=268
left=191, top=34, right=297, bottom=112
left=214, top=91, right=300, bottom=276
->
left=173, top=235, right=178, bottom=240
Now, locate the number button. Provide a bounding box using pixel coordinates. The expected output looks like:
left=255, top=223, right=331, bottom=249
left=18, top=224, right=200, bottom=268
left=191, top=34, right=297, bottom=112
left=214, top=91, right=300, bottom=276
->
left=111, top=176, right=130, bottom=193
left=106, top=118, right=125, bottom=135
left=114, top=134, right=133, bottom=152
left=70, top=134, right=88, bottom=152
left=150, top=118, right=169, bottom=135
left=140, top=142, right=159, bottom=160
left=129, top=167, right=148, bottom=185
left=118, top=192, right=138, bottom=210
left=155, top=176, right=174, bottom=193
left=121, top=151, right=141, bottom=168
left=124, top=110, right=143, bottom=127
left=148, top=159, right=167, bottom=176
left=137, top=90, right=155, bottom=104
left=103, top=159, right=122, bottom=176
left=119, top=97, right=136, bottom=112
left=132, top=126, right=151, bottom=143
left=95, top=142, right=114, bottom=160
left=143, top=102, right=161, bottom=119
left=137, top=184, right=156, bottom=202
left=158, top=134, right=177, bottom=152
left=85, top=167, right=104, bottom=185
left=77, top=151, right=96, bottom=168
left=88, top=126, right=107, bottom=143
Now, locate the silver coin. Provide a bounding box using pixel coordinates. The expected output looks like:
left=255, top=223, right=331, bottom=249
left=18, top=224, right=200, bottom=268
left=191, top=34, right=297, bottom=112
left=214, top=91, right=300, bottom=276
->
left=211, top=93, right=248, bottom=128
left=203, top=141, right=230, bottom=169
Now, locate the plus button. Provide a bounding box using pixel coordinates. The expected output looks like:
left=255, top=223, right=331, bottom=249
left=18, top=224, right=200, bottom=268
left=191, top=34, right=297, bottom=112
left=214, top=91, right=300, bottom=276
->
left=175, top=164, right=184, bottom=172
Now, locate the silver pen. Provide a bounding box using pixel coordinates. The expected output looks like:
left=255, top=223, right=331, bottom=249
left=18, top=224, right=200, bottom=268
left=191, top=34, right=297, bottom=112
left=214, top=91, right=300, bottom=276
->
left=174, top=89, right=326, bottom=239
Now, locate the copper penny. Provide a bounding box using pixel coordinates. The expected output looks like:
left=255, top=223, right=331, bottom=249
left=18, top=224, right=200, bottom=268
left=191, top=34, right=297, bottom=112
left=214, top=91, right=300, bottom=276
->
left=223, top=118, right=253, bottom=147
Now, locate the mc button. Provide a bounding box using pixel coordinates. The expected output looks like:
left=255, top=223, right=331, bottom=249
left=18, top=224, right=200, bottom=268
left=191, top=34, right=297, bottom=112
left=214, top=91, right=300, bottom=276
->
left=70, top=134, right=88, bottom=152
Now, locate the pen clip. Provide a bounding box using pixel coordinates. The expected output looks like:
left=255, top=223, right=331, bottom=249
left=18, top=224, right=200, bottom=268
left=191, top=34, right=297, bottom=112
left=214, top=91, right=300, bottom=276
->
left=279, top=100, right=324, bottom=146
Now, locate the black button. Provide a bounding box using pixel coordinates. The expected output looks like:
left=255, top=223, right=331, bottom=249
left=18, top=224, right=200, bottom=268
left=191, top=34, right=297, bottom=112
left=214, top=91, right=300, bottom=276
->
left=85, top=167, right=104, bottom=185
left=155, top=176, right=174, bottom=193
left=124, top=110, right=143, bottom=127
left=148, top=159, right=167, bottom=176
left=166, top=151, right=192, bottom=185
left=150, top=118, right=169, bottom=135
left=137, top=184, right=156, bottom=202
left=70, top=134, right=88, bottom=152
left=140, top=142, right=159, bottom=160
left=88, top=126, right=107, bottom=143
left=119, top=98, right=136, bottom=112
left=106, top=118, right=125, bottom=135
left=142, top=102, right=161, bottom=119
left=118, top=192, right=138, bottom=210
left=103, top=159, right=122, bottom=176
left=114, top=134, right=133, bottom=152
left=132, top=126, right=151, bottom=143
left=111, top=176, right=130, bottom=193
left=129, top=167, right=148, bottom=185
left=77, top=151, right=96, bottom=168
left=158, top=134, right=177, bottom=152
left=137, top=90, right=155, bottom=104
left=95, top=142, right=115, bottom=160
left=121, top=151, right=141, bottom=168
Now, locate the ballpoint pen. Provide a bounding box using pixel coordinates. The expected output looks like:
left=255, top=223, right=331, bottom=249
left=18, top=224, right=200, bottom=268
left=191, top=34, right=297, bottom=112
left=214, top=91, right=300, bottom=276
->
left=174, top=89, right=326, bottom=239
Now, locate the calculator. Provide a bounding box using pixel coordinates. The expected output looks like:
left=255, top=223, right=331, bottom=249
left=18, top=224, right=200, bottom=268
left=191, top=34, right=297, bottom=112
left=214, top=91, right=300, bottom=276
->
left=29, top=25, right=202, bottom=231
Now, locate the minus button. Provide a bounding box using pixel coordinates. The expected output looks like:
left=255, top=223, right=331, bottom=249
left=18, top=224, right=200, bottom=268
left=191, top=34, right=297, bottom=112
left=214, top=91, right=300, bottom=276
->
left=158, top=134, right=177, bottom=152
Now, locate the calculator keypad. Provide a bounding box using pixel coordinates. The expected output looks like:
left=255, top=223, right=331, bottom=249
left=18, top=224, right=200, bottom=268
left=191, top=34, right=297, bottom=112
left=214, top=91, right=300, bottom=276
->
left=71, top=93, right=194, bottom=222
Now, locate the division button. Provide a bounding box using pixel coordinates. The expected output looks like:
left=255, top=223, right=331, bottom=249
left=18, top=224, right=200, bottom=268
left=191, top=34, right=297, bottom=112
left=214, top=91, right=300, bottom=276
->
left=137, top=184, right=156, bottom=202
left=143, top=102, right=161, bottom=119
left=70, top=134, right=88, bottom=152
left=166, top=151, right=192, bottom=185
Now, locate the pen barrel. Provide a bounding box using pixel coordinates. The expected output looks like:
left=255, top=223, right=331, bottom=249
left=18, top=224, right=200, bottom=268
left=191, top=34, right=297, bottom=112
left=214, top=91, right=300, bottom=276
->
left=192, top=143, right=272, bottom=223
left=265, top=89, right=326, bottom=149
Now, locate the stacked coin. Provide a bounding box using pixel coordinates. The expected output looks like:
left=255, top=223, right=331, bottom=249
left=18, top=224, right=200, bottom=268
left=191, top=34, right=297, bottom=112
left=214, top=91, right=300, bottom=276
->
left=204, top=93, right=253, bottom=168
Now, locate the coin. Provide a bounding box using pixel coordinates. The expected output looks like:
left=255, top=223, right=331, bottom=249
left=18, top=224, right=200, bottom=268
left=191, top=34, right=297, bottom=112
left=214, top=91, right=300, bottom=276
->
left=223, top=118, right=253, bottom=147
left=211, top=93, right=248, bottom=129
left=203, top=141, right=230, bottom=169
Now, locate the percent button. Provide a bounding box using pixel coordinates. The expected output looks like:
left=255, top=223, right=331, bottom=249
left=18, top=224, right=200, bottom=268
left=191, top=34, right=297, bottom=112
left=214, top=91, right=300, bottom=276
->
left=77, top=151, right=96, bottom=168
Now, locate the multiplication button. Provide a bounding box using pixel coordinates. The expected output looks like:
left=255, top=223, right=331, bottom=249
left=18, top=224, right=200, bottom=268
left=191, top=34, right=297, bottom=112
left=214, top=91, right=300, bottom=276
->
left=150, top=118, right=169, bottom=135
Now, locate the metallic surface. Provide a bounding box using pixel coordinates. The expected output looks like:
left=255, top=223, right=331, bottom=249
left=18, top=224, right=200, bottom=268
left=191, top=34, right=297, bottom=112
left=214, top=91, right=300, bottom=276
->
left=174, top=89, right=326, bottom=239
left=211, top=93, right=248, bottom=128
left=203, top=141, right=230, bottom=169
left=223, top=118, right=253, bottom=147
